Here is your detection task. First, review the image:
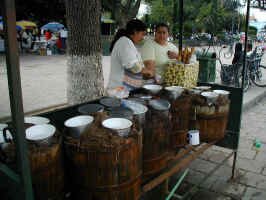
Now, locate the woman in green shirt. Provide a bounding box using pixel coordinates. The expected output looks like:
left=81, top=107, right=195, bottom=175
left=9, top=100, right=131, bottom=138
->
left=140, top=23, right=179, bottom=82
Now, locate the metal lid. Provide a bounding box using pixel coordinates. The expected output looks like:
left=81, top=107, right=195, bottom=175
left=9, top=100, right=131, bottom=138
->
left=149, top=99, right=171, bottom=111
left=127, top=98, right=146, bottom=105
left=78, top=104, right=104, bottom=115
left=99, top=97, right=121, bottom=108
left=122, top=100, right=148, bottom=115
left=140, top=95, right=153, bottom=100
left=109, top=107, right=133, bottom=119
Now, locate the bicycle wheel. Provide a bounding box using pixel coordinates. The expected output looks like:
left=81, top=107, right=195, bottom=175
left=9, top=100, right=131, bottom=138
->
left=235, top=68, right=249, bottom=92
left=220, top=64, right=233, bottom=85
left=251, top=65, right=266, bottom=87
left=242, top=75, right=250, bottom=92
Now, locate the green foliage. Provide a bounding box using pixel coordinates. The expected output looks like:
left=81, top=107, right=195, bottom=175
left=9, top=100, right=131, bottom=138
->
left=148, top=0, right=174, bottom=24
left=145, top=0, right=243, bottom=36
left=248, top=26, right=257, bottom=36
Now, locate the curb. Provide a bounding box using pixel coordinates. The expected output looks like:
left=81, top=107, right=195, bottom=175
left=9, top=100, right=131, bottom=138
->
left=0, top=103, right=68, bottom=122
left=242, top=89, right=266, bottom=112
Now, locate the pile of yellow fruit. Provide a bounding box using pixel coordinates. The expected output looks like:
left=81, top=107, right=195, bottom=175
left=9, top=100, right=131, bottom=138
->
left=164, top=61, right=199, bottom=88
left=177, top=47, right=195, bottom=64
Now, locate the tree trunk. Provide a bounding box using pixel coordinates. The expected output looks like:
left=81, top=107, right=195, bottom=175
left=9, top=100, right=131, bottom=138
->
left=65, top=0, right=104, bottom=105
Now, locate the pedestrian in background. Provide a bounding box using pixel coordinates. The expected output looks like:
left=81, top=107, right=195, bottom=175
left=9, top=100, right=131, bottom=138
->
left=59, top=27, right=68, bottom=50
left=45, top=30, right=52, bottom=41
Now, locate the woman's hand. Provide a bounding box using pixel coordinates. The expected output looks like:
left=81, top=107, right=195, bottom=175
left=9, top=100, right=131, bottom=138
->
left=142, top=60, right=155, bottom=79
left=167, top=50, right=178, bottom=59
left=142, top=68, right=154, bottom=79
left=128, top=62, right=143, bottom=73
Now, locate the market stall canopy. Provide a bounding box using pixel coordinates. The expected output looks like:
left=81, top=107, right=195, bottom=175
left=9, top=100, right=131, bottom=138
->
left=41, top=22, right=65, bottom=32
left=16, top=20, right=37, bottom=29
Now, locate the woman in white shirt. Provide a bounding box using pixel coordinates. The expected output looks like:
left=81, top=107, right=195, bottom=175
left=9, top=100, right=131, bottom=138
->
left=140, top=23, right=179, bottom=82
left=108, top=19, right=153, bottom=92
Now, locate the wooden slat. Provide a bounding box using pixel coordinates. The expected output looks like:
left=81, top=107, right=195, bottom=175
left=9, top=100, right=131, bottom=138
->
left=167, top=145, right=194, bottom=163
left=142, top=143, right=214, bottom=193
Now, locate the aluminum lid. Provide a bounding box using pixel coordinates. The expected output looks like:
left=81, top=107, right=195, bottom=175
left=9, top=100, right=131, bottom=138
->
left=78, top=103, right=104, bottom=115
left=109, top=107, right=134, bottom=119
left=99, top=97, right=121, bottom=108
left=149, top=99, right=171, bottom=111
left=122, top=100, right=148, bottom=115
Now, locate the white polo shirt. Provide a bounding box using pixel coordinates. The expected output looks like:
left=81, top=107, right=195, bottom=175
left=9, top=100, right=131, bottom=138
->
left=60, top=29, right=68, bottom=38
left=140, top=39, right=178, bottom=77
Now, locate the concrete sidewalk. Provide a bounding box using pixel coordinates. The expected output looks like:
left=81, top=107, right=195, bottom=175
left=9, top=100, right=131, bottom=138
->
left=0, top=54, right=111, bottom=120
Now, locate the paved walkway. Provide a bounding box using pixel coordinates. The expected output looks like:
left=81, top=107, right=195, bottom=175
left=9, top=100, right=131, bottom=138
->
left=0, top=55, right=110, bottom=119
left=176, top=97, right=266, bottom=199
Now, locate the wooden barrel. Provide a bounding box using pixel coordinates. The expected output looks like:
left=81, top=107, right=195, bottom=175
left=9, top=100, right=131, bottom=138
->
left=143, top=100, right=170, bottom=179
left=65, top=138, right=141, bottom=200
left=170, top=130, right=188, bottom=148
left=169, top=94, right=192, bottom=148
left=64, top=113, right=142, bottom=200
left=196, top=102, right=230, bottom=142
left=72, top=174, right=141, bottom=200
left=29, top=138, right=65, bottom=200
left=3, top=135, right=65, bottom=200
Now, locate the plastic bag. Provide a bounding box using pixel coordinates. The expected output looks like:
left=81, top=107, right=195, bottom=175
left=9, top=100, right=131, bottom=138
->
left=107, top=86, right=129, bottom=99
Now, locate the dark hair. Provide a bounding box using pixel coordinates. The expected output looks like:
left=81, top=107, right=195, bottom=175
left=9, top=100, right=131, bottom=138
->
left=235, top=42, right=242, bottom=53
left=155, top=23, right=169, bottom=32
left=110, top=19, right=146, bottom=52
left=247, top=43, right=253, bottom=51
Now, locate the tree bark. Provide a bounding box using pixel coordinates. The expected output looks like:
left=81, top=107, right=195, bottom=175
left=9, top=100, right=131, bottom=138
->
left=65, top=0, right=104, bottom=105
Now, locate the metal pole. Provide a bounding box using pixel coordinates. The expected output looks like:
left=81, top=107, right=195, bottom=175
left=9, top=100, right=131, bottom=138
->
left=173, top=0, right=178, bottom=39
left=213, top=0, right=218, bottom=35
left=229, top=0, right=251, bottom=180
left=178, top=0, right=183, bottom=51
left=241, top=0, right=250, bottom=89
left=2, top=0, right=34, bottom=199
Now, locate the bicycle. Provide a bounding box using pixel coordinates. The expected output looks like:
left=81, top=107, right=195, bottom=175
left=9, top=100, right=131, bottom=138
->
left=220, top=47, right=266, bottom=92
left=240, top=52, right=266, bottom=91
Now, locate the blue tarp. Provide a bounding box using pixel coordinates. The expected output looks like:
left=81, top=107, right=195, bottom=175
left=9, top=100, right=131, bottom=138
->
left=41, top=22, right=65, bottom=32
